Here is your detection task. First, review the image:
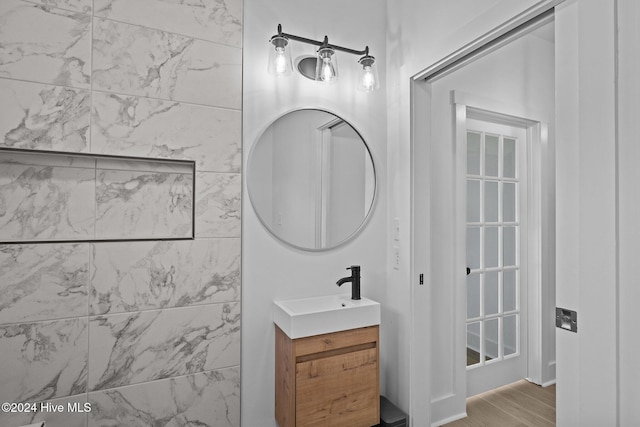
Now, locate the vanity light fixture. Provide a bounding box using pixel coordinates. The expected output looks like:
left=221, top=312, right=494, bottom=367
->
left=268, top=24, right=379, bottom=91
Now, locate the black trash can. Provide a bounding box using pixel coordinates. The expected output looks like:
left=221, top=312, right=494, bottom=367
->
left=374, top=395, right=407, bottom=427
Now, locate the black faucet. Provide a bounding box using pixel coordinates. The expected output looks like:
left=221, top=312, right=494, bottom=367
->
left=336, top=265, right=361, bottom=300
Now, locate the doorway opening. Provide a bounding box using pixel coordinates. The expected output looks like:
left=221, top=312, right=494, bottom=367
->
left=410, top=5, right=557, bottom=426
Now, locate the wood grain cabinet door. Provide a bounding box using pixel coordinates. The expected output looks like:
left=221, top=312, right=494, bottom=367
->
left=295, top=347, right=378, bottom=427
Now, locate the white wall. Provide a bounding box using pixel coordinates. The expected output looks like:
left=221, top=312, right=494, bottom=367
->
left=249, top=126, right=274, bottom=226
left=242, top=1, right=387, bottom=426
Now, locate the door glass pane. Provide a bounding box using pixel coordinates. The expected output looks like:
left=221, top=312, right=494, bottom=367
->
left=484, top=271, right=499, bottom=316
left=503, top=226, right=517, bottom=267
left=485, top=318, right=499, bottom=361
left=485, top=135, right=499, bottom=177
left=467, top=132, right=481, bottom=175
left=484, top=181, right=499, bottom=222
left=503, top=270, right=517, bottom=312
left=503, top=182, right=516, bottom=223
left=467, top=322, right=481, bottom=366
left=504, top=314, right=517, bottom=356
left=467, top=128, right=523, bottom=373
left=503, top=138, right=516, bottom=178
left=467, top=274, right=481, bottom=319
left=467, top=227, right=481, bottom=269
left=467, top=179, right=480, bottom=222
left=484, top=227, right=499, bottom=268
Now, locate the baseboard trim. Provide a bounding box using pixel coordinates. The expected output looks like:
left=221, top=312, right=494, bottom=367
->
left=432, top=411, right=467, bottom=427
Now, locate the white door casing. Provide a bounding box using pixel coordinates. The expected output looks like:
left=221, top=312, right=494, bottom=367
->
left=454, top=91, right=548, bottom=401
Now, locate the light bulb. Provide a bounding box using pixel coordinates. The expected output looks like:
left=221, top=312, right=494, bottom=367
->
left=362, top=65, right=375, bottom=91
left=315, top=47, right=337, bottom=84
left=321, top=57, right=333, bottom=82
left=357, top=55, right=378, bottom=92
left=275, top=47, right=287, bottom=75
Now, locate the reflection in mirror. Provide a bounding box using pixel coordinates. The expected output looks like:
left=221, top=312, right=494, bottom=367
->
left=248, top=109, right=375, bottom=250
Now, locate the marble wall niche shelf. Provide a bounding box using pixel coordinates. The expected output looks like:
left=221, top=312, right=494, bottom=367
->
left=0, top=147, right=195, bottom=244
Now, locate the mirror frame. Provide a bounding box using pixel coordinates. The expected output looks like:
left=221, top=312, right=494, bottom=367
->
left=247, top=108, right=377, bottom=251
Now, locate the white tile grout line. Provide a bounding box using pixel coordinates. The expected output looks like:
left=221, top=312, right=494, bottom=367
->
left=0, top=74, right=242, bottom=112
left=0, top=299, right=242, bottom=328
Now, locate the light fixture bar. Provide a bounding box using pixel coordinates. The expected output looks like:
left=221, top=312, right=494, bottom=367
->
left=272, top=24, right=369, bottom=57
left=269, top=24, right=379, bottom=91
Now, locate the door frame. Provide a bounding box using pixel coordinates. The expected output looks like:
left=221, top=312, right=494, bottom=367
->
left=456, top=93, right=545, bottom=393
left=409, top=2, right=561, bottom=425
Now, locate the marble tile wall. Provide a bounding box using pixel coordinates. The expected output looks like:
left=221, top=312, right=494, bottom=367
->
left=0, top=0, right=242, bottom=426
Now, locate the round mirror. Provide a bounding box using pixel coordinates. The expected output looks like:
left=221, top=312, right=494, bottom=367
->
left=248, top=109, right=376, bottom=250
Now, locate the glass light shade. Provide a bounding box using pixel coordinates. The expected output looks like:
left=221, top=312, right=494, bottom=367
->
left=315, top=47, right=338, bottom=84
left=268, top=36, right=292, bottom=76
left=357, top=56, right=379, bottom=92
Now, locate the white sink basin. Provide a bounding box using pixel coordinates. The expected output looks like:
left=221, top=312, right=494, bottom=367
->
left=273, top=294, right=380, bottom=339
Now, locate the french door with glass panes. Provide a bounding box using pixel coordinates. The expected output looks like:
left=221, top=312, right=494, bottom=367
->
left=465, top=118, right=528, bottom=397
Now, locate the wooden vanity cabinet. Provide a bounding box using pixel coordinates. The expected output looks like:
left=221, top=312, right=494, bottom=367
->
left=275, top=325, right=380, bottom=427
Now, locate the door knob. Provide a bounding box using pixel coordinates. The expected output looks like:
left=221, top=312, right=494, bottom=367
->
left=466, top=267, right=471, bottom=276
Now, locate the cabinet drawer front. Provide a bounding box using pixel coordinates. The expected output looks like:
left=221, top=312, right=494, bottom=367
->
left=294, top=326, right=378, bottom=357
left=295, top=347, right=379, bottom=427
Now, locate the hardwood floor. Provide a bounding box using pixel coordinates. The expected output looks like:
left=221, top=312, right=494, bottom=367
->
left=443, top=380, right=556, bottom=427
